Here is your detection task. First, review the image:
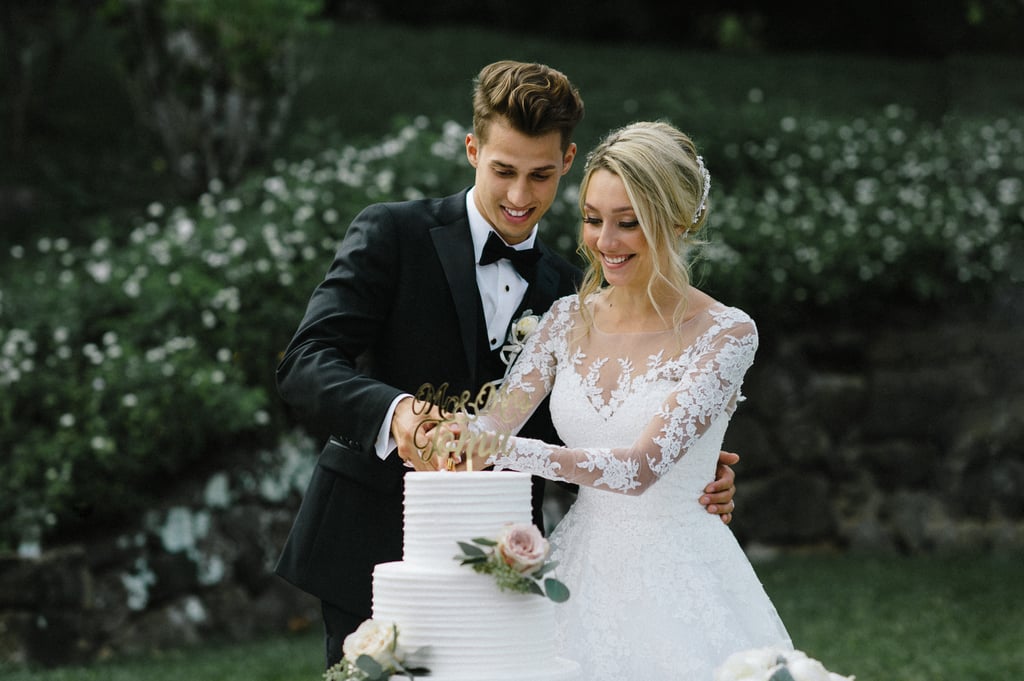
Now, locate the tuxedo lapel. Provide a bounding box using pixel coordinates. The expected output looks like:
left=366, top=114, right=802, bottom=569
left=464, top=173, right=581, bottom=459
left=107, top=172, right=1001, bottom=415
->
left=430, top=217, right=480, bottom=384
left=520, top=246, right=563, bottom=320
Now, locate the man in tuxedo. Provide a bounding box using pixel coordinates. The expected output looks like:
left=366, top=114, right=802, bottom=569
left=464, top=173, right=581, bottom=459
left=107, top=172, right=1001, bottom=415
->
left=274, top=60, right=738, bottom=668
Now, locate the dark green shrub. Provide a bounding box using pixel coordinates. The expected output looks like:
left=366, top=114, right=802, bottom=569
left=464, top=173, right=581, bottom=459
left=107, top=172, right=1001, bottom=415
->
left=2, top=107, right=1021, bottom=550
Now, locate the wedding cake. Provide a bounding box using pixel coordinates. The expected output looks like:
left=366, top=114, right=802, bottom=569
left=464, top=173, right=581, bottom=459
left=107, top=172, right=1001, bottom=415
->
left=370, top=471, right=579, bottom=680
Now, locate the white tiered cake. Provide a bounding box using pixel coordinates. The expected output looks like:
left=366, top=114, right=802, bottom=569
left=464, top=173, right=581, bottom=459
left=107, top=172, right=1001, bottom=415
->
left=371, top=471, right=579, bottom=680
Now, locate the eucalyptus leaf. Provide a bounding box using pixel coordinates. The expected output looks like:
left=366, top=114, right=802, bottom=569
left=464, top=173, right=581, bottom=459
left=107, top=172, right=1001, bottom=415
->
left=395, top=659, right=432, bottom=678
left=544, top=577, right=570, bottom=603
left=533, top=561, right=559, bottom=578
left=404, top=665, right=432, bottom=676
left=526, top=580, right=545, bottom=596
left=455, top=541, right=486, bottom=557
left=472, top=537, right=498, bottom=547
left=769, top=666, right=797, bottom=681
left=355, top=654, right=385, bottom=679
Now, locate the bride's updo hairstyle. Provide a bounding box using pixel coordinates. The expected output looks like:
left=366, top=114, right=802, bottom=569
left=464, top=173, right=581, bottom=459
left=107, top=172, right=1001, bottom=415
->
left=576, top=120, right=711, bottom=329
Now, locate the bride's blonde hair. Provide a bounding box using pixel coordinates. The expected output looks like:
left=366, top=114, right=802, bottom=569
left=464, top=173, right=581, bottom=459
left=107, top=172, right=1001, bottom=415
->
left=576, top=120, right=711, bottom=330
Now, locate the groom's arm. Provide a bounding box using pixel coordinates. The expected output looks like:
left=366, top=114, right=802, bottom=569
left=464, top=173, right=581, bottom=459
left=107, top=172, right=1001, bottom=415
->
left=277, top=204, right=404, bottom=450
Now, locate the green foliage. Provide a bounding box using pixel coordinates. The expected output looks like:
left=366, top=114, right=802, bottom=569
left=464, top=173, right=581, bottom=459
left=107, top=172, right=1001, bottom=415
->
left=2, top=96, right=1022, bottom=548
left=0, top=117, right=466, bottom=550
left=158, top=0, right=320, bottom=70
left=2, top=21, right=1022, bottom=550
left=97, top=0, right=323, bottom=194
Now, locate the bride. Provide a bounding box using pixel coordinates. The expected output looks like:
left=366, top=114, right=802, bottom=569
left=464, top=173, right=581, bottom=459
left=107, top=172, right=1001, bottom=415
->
left=439, top=121, right=793, bottom=679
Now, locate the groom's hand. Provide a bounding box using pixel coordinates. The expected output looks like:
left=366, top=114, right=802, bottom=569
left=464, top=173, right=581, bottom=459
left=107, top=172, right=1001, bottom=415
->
left=701, top=450, right=739, bottom=525
left=392, top=397, right=445, bottom=472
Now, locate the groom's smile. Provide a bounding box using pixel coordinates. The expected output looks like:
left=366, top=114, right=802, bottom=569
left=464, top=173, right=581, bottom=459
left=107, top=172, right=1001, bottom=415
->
left=465, top=116, right=577, bottom=245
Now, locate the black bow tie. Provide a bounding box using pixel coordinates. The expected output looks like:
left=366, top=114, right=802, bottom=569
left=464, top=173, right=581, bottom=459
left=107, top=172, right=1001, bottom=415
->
left=478, top=231, right=541, bottom=280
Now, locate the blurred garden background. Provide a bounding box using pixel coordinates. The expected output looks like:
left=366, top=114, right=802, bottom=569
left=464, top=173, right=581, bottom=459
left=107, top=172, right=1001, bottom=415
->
left=1, top=1, right=1023, bottom=679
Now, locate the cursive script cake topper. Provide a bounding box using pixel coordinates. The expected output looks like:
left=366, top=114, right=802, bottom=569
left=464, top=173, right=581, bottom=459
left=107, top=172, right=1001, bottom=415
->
left=411, top=381, right=531, bottom=471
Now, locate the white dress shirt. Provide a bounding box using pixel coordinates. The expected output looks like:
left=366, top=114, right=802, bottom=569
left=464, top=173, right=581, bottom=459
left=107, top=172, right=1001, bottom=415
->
left=374, top=188, right=538, bottom=459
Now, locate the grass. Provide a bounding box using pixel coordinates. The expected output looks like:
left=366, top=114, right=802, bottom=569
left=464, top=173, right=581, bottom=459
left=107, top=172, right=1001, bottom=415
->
left=2, top=553, right=1020, bottom=681
left=759, top=552, right=1024, bottom=681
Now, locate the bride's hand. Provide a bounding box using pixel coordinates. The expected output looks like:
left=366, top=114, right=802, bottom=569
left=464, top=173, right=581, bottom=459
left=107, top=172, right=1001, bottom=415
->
left=452, top=428, right=504, bottom=472
left=428, top=414, right=499, bottom=472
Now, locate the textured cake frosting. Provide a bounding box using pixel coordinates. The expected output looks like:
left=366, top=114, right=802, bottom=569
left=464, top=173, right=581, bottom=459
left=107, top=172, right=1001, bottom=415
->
left=371, top=471, right=579, bottom=680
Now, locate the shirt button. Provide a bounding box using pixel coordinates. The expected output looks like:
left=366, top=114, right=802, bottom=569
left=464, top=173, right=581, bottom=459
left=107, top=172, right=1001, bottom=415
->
left=490, top=338, right=497, bottom=345
left=505, top=285, right=510, bottom=292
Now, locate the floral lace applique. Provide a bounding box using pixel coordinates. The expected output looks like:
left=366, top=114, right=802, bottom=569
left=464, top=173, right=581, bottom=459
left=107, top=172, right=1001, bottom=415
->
left=473, top=295, right=758, bottom=495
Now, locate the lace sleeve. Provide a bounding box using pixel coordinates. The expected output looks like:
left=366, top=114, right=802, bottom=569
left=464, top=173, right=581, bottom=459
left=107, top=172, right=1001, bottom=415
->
left=462, top=298, right=572, bottom=437
left=476, top=312, right=758, bottom=495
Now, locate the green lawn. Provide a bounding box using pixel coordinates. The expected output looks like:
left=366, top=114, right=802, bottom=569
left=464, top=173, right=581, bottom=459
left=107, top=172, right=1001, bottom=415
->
left=2, top=553, right=1020, bottom=681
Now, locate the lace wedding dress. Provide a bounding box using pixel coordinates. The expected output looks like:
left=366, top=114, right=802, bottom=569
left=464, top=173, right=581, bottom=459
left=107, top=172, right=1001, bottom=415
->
left=472, top=293, right=793, bottom=680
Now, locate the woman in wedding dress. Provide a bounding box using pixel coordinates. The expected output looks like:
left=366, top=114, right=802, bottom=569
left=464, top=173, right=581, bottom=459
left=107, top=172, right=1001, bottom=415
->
left=443, top=121, right=793, bottom=679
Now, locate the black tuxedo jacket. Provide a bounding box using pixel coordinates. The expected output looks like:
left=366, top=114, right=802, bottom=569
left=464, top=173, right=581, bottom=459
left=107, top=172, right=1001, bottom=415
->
left=274, top=189, right=582, bottom=616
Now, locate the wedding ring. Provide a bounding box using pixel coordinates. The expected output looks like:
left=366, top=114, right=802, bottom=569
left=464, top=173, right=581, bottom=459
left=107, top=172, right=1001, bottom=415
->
left=446, top=457, right=456, bottom=471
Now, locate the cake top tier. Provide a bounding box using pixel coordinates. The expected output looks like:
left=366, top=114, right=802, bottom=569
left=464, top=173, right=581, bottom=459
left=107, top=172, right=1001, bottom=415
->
left=402, top=471, right=534, bottom=566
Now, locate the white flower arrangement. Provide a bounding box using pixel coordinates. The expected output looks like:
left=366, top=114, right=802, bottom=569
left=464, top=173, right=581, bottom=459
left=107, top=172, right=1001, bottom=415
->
left=714, top=647, right=855, bottom=681
left=454, top=522, right=569, bottom=603
left=324, top=620, right=428, bottom=681
left=498, top=310, right=540, bottom=374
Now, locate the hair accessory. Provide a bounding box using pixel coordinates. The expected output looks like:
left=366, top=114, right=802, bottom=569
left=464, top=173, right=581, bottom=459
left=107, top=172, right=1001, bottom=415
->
left=693, top=155, right=711, bottom=224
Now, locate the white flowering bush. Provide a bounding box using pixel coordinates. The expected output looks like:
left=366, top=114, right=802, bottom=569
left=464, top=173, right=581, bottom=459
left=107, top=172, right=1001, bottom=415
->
left=696, top=107, right=1023, bottom=320
left=0, top=117, right=467, bottom=550
left=1, top=107, right=1020, bottom=549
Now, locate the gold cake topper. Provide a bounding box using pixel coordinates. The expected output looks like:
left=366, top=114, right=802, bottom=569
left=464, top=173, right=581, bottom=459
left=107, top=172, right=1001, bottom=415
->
left=411, top=381, right=531, bottom=471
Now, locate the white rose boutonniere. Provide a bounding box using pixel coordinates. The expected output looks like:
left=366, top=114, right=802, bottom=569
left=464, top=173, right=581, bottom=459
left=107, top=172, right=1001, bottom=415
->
left=714, top=647, right=855, bottom=681
left=325, top=619, right=429, bottom=681
left=454, top=522, right=570, bottom=603
left=498, top=310, right=541, bottom=375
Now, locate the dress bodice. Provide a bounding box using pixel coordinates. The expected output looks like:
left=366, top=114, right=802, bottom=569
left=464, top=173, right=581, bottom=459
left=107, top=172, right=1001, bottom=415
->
left=474, top=293, right=757, bottom=498
left=466, top=292, right=792, bottom=681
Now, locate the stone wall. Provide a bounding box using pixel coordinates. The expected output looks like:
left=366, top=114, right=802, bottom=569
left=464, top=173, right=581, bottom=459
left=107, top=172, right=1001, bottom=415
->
left=0, top=434, right=322, bottom=668
left=724, top=303, right=1024, bottom=554
left=2, top=307, right=1022, bottom=668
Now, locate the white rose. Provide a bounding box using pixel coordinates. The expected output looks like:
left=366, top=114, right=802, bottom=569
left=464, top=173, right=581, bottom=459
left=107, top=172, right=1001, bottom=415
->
left=496, top=523, right=549, bottom=574
left=512, top=314, right=539, bottom=342
left=714, top=647, right=786, bottom=681
left=786, top=656, right=833, bottom=681
left=341, top=619, right=401, bottom=665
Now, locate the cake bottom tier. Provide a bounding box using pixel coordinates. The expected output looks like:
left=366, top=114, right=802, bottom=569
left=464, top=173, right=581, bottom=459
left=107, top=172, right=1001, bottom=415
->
left=391, top=658, right=579, bottom=681
left=372, top=561, right=579, bottom=680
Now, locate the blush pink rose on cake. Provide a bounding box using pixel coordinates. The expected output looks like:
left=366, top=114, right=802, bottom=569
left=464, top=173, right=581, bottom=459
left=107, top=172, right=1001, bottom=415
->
left=455, top=522, right=570, bottom=603
left=496, top=523, right=549, bottom=574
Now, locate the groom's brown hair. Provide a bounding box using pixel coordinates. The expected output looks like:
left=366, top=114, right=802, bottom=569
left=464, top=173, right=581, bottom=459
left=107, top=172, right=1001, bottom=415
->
left=472, top=60, right=585, bottom=153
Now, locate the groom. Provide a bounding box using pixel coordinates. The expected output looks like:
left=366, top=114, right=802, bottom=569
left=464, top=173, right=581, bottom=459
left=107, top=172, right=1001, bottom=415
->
left=274, top=60, right=738, bottom=668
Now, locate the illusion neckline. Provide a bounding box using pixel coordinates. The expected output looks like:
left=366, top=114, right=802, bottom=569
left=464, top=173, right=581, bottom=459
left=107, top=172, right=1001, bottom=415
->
left=588, top=302, right=716, bottom=337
